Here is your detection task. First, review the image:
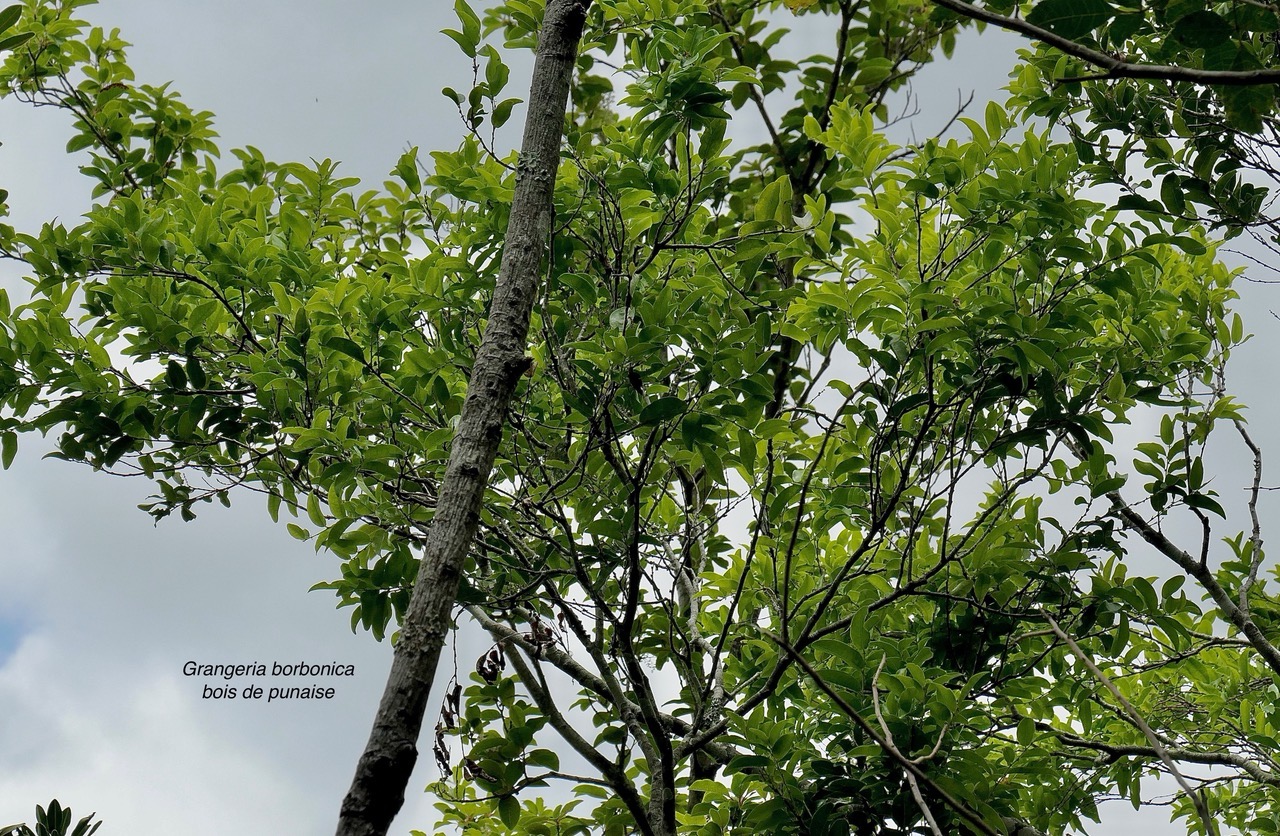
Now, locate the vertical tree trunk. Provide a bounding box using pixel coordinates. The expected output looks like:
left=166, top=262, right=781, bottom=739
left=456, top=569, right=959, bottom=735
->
left=335, top=2, right=592, bottom=833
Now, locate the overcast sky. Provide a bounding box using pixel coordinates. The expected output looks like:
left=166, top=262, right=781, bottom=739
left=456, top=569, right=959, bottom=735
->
left=0, top=2, right=1274, bottom=835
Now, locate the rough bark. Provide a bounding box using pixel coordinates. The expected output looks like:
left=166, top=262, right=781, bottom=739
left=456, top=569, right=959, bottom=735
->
left=334, top=3, right=592, bottom=834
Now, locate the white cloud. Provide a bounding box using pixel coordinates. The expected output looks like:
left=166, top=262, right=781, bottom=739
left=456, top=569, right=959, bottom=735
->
left=0, top=635, right=315, bottom=832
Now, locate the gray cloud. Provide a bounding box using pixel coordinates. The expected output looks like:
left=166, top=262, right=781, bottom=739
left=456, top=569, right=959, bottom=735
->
left=0, top=4, right=1271, bottom=835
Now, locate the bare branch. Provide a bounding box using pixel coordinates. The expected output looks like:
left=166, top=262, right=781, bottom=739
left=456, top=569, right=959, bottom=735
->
left=1236, top=422, right=1267, bottom=611
left=764, top=630, right=1005, bottom=836
left=872, top=656, right=943, bottom=836
left=1108, top=489, right=1280, bottom=677
left=1043, top=615, right=1218, bottom=835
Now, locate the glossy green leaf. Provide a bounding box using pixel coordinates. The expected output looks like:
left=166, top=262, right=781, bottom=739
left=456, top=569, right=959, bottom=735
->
left=0, top=5, right=20, bottom=33
left=0, top=30, right=31, bottom=51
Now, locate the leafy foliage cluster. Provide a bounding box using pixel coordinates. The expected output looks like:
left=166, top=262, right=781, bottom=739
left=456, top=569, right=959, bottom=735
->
left=2, top=0, right=1280, bottom=834
left=1, top=800, right=101, bottom=836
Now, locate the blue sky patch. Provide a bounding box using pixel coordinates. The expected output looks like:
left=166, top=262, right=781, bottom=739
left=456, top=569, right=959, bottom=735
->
left=0, top=615, right=26, bottom=668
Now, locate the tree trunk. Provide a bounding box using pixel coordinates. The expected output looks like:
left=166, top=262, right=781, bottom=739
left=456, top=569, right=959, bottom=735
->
left=334, top=3, right=592, bottom=833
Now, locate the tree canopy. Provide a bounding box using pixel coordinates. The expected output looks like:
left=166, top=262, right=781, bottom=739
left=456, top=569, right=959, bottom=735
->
left=2, top=0, right=1280, bottom=834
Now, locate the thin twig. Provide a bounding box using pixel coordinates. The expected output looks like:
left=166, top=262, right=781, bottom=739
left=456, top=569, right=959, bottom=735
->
left=872, top=656, right=943, bottom=836
left=763, top=631, right=1003, bottom=836
left=1043, top=614, right=1218, bottom=834
left=1236, top=421, right=1266, bottom=611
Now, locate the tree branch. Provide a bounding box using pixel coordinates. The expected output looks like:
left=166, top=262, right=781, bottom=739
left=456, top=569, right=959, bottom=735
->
left=931, top=0, right=1280, bottom=86
left=765, top=630, right=1004, bottom=836
left=1108, top=489, right=1280, bottom=677
left=334, top=3, right=593, bottom=833
left=1044, top=615, right=1218, bottom=835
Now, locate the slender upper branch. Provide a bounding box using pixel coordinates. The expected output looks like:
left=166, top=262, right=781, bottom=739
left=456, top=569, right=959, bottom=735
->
left=931, top=0, right=1280, bottom=85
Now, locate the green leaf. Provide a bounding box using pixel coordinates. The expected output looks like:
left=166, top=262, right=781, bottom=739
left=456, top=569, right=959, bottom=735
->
left=755, top=176, right=793, bottom=225
left=307, top=492, right=326, bottom=527
left=727, top=754, right=772, bottom=772
left=1160, top=174, right=1185, bottom=216
left=1025, top=0, right=1114, bottom=39
left=1171, top=11, right=1232, bottom=48
left=324, top=336, right=365, bottom=363
left=639, top=396, right=686, bottom=424
left=394, top=148, right=421, bottom=192
left=1222, top=84, right=1273, bottom=132
left=287, top=523, right=310, bottom=541
left=441, top=28, right=476, bottom=58
left=1017, top=716, right=1036, bottom=744
left=454, top=0, right=481, bottom=45
left=482, top=46, right=509, bottom=95
left=1091, top=475, right=1126, bottom=496
left=527, top=748, right=560, bottom=770
left=0, top=30, right=31, bottom=52
left=492, top=97, right=521, bottom=128
left=1168, top=236, right=1206, bottom=255
left=497, top=795, right=520, bottom=828
left=0, top=5, right=21, bottom=33
left=166, top=359, right=188, bottom=389
left=1, top=431, right=15, bottom=470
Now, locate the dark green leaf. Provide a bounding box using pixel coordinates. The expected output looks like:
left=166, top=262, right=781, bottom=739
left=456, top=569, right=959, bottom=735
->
left=497, top=795, right=520, bottom=829
left=166, top=359, right=187, bottom=389
left=1106, top=12, right=1144, bottom=46
left=324, top=336, right=365, bottom=363
left=1, top=432, right=15, bottom=470
left=1185, top=492, right=1226, bottom=517
left=1160, top=174, right=1186, bottom=215
left=1114, top=194, right=1164, bottom=213
left=1026, top=0, right=1114, bottom=39
left=0, top=30, right=31, bottom=52
left=1222, top=84, right=1273, bottom=132
left=638, top=396, right=686, bottom=424
left=1171, top=10, right=1232, bottom=48
left=1091, top=475, right=1126, bottom=496
left=186, top=357, right=207, bottom=390
left=0, top=5, right=21, bottom=33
